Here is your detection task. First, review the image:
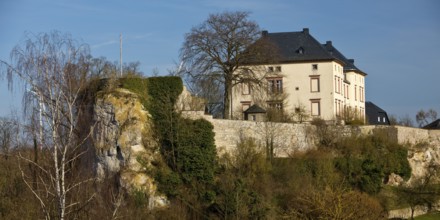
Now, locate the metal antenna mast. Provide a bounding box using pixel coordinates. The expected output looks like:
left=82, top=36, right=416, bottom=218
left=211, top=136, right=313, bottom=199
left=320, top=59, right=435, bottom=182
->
left=120, top=33, right=123, bottom=77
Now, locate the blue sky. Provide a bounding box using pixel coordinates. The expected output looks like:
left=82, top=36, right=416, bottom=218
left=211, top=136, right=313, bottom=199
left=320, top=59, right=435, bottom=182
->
left=1, top=0, right=439, bottom=122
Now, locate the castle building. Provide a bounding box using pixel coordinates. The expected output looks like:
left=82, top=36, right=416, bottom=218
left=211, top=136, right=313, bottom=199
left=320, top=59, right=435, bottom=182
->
left=232, top=28, right=366, bottom=122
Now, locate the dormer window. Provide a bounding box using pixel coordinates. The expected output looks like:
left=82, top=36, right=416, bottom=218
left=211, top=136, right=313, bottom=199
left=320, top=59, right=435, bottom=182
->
left=297, top=47, right=304, bottom=54
left=268, top=66, right=281, bottom=72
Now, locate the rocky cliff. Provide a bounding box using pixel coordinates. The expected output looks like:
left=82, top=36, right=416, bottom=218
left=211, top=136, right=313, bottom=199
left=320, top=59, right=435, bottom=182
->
left=91, top=88, right=167, bottom=208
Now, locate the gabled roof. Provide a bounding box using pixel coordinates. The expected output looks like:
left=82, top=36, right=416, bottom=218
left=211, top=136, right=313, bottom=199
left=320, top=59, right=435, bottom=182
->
left=261, top=28, right=366, bottom=75
left=365, top=101, right=390, bottom=125
left=423, top=119, right=440, bottom=129
left=244, top=104, right=266, bottom=114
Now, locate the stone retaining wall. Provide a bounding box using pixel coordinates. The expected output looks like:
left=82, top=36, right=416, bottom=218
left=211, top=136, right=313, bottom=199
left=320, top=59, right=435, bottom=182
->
left=182, top=111, right=440, bottom=158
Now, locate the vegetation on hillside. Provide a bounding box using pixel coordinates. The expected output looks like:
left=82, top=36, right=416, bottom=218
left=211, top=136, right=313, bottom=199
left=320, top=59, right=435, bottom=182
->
left=0, top=76, right=438, bottom=219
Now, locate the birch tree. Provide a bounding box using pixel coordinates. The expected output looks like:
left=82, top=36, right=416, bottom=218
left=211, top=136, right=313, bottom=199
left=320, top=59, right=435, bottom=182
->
left=1, top=31, right=94, bottom=219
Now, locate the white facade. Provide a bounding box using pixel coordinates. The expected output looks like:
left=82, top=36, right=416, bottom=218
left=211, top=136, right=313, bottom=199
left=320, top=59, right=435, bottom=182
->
left=232, top=61, right=366, bottom=121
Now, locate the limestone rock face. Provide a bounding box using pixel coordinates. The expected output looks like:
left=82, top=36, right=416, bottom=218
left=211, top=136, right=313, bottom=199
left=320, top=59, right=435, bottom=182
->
left=387, top=173, right=404, bottom=186
left=91, top=88, right=167, bottom=208
left=407, top=144, right=440, bottom=185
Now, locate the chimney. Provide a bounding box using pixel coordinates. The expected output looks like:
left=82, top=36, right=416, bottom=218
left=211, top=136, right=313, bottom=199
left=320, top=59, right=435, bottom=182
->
left=326, top=41, right=332, bottom=46
left=348, top=59, right=354, bottom=64
left=262, top=30, right=268, bottom=37
left=302, top=28, right=309, bottom=34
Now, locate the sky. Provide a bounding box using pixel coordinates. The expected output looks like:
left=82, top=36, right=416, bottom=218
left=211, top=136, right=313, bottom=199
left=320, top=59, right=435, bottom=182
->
left=1, top=0, right=439, bottom=122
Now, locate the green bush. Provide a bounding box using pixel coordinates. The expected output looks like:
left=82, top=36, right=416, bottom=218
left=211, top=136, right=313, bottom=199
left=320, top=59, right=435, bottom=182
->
left=120, top=77, right=149, bottom=107
left=176, top=118, right=216, bottom=185
left=155, top=167, right=181, bottom=197
left=140, top=76, right=218, bottom=211
left=334, top=135, right=411, bottom=194
left=145, top=76, right=183, bottom=163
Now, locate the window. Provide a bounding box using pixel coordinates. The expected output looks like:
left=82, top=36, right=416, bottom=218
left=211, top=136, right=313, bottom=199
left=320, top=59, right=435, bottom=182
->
left=355, top=85, right=357, bottom=101
left=359, top=86, right=364, bottom=102
left=338, top=101, right=341, bottom=116
left=312, top=64, right=318, bottom=70
left=268, top=102, right=283, bottom=111
left=242, top=83, right=250, bottom=95
left=268, top=66, right=274, bottom=72
left=310, top=77, right=320, bottom=92
left=345, top=85, right=349, bottom=99
left=267, top=78, right=283, bottom=94
left=275, top=66, right=281, bottom=72
left=377, top=116, right=380, bottom=122
left=335, top=100, right=342, bottom=116
left=242, top=102, right=250, bottom=112
left=252, top=115, right=256, bottom=121
left=335, top=77, right=341, bottom=94
left=338, top=77, right=341, bottom=93
left=310, top=99, right=320, bottom=116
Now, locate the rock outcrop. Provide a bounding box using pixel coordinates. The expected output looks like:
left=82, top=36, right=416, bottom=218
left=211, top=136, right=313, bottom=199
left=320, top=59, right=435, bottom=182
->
left=91, top=88, right=167, bottom=208
left=407, top=144, right=440, bottom=185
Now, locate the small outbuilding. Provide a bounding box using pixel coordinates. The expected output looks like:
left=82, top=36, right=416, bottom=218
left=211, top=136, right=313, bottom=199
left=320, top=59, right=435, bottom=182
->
left=423, top=119, right=440, bottom=129
left=366, top=101, right=390, bottom=125
left=244, top=104, right=266, bottom=121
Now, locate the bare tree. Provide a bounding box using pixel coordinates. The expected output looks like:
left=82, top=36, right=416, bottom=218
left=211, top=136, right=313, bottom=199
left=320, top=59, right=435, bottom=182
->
left=0, top=116, right=19, bottom=159
left=180, top=11, right=278, bottom=119
left=395, top=162, right=440, bottom=220
left=416, top=109, right=438, bottom=127
left=398, top=114, right=415, bottom=127
left=292, top=103, right=310, bottom=124
left=1, top=31, right=95, bottom=219
left=88, top=56, right=143, bottom=78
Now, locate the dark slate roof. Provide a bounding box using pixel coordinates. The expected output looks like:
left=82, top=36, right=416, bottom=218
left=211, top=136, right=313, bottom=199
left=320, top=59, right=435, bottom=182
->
left=244, top=104, right=266, bottom=113
left=365, top=101, right=390, bottom=125
left=261, top=28, right=366, bottom=75
left=322, top=41, right=366, bottom=75
left=423, top=119, right=440, bottom=129
left=262, top=29, right=333, bottom=62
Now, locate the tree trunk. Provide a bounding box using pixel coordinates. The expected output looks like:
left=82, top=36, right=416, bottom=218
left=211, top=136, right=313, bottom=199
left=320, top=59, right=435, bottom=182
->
left=410, top=206, right=415, bottom=220
left=224, top=78, right=232, bottom=119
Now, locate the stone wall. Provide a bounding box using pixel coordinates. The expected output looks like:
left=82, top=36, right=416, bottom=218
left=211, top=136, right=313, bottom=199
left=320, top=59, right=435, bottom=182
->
left=182, top=111, right=316, bottom=157
left=388, top=205, right=429, bottom=219
left=183, top=112, right=440, bottom=156
left=212, top=119, right=316, bottom=156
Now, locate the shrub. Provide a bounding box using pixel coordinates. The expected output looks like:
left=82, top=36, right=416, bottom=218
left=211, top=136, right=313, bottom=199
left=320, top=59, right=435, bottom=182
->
left=334, top=135, right=411, bottom=194
left=120, top=77, right=149, bottom=107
